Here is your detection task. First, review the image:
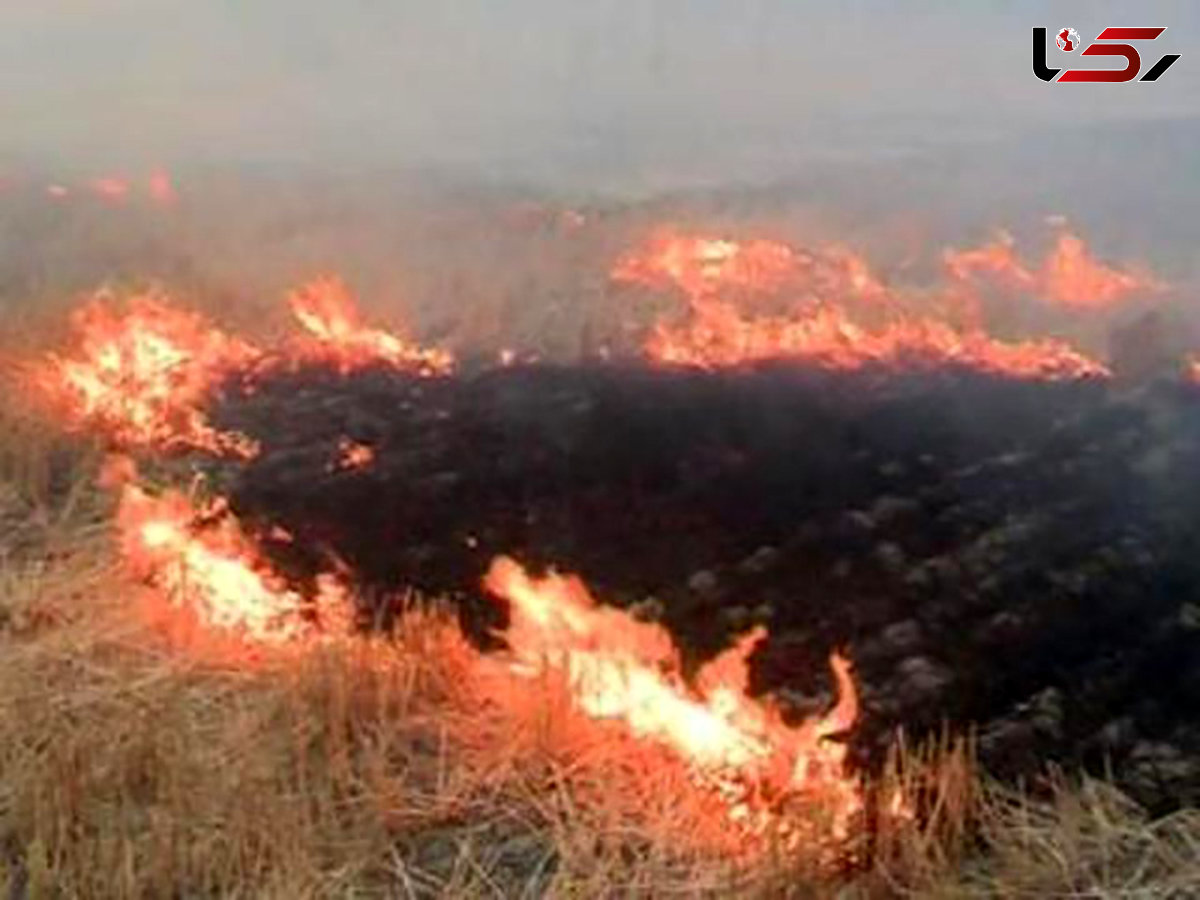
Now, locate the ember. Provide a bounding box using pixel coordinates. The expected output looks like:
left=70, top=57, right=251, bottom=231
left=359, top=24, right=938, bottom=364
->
left=330, top=437, right=375, bottom=472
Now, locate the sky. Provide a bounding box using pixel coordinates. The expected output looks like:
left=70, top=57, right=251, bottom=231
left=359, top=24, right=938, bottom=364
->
left=1, top=1, right=1197, bottom=181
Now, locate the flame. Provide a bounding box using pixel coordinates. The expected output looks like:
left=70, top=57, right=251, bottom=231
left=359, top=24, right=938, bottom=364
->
left=617, top=230, right=1109, bottom=380
left=90, top=176, right=131, bottom=201
left=945, top=229, right=1160, bottom=311
left=943, top=230, right=1037, bottom=292
left=484, top=555, right=862, bottom=840
left=117, top=483, right=348, bottom=643
left=287, top=277, right=454, bottom=376
left=37, top=171, right=177, bottom=205
left=1038, top=232, right=1156, bottom=309
left=147, top=169, right=177, bottom=205
left=37, top=280, right=453, bottom=458
left=29, top=265, right=912, bottom=849
left=1186, top=357, right=1200, bottom=384
left=330, top=437, right=375, bottom=472
left=41, top=293, right=260, bottom=458
left=613, top=233, right=800, bottom=301
left=646, top=303, right=1108, bottom=380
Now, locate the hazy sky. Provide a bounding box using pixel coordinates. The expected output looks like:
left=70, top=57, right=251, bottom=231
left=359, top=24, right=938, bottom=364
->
left=1, top=1, right=1196, bottom=177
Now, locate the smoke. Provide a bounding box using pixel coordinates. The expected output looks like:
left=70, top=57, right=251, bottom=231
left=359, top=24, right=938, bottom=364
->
left=2, top=1, right=1197, bottom=184
left=3, top=1, right=1199, bottom=355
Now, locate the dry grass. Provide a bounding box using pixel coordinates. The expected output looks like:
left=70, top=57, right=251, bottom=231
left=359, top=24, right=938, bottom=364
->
left=0, top=540, right=783, bottom=896
left=956, top=776, right=1200, bottom=897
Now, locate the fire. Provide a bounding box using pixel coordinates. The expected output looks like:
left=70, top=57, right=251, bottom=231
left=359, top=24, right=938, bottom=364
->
left=617, top=230, right=1109, bottom=379
left=42, top=292, right=260, bottom=458
left=612, top=232, right=800, bottom=301
left=90, top=176, right=131, bottom=201
left=147, top=169, right=177, bottom=205
left=945, top=229, right=1159, bottom=311
left=37, top=279, right=454, bottom=458
left=26, top=259, right=925, bottom=852
left=1186, top=357, right=1200, bottom=384
left=30, top=170, right=178, bottom=205
left=942, top=230, right=1037, bottom=292
left=287, top=277, right=454, bottom=376
left=330, top=437, right=376, bottom=472
left=484, top=555, right=862, bottom=840
left=1039, top=232, right=1156, bottom=309
left=646, top=304, right=1108, bottom=380
left=117, top=483, right=349, bottom=643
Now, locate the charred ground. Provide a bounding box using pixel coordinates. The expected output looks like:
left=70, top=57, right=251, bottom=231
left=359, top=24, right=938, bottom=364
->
left=209, top=362, right=1200, bottom=813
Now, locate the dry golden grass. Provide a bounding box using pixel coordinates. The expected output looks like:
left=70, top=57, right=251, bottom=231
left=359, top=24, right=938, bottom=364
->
left=0, top=537, right=787, bottom=896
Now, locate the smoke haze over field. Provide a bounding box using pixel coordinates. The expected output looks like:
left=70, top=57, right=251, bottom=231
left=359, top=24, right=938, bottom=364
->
left=1, top=1, right=1197, bottom=186
left=3, top=0, right=1200, bottom=344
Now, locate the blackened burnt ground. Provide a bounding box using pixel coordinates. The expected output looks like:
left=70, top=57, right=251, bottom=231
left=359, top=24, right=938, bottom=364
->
left=210, top=364, right=1200, bottom=812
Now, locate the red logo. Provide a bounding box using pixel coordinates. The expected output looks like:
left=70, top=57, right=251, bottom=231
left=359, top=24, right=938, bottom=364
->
left=1033, top=27, right=1180, bottom=82
left=1056, top=28, right=1080, bottom=52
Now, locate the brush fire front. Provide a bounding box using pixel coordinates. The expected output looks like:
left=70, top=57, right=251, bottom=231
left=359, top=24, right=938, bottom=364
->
left=104, top=464, right=872, bottom=855
left=27, top=223, right=1200, bottom=858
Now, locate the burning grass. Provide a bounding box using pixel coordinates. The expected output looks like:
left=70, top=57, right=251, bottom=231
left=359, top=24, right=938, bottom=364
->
left=101, top=470, right=874, bottom=859
left=2, top=221, right=1198, bottom=894
left=609, top=227, right=1150, bottom=379
left=0, top=494, right=845, bottom=895
left=1, top=446, right=1198, bottom=897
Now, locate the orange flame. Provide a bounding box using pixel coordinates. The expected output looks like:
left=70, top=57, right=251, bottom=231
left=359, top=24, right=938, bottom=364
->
left=484, top=556, right=862, bottom=839
left=42, top=293, right=260, bottom=458
left=942, top=230, right=1036, bottom=292
left=1039, top=232, right=1157, bottom=310
left=1186, top=357, right=1200, bottom=384
left=613, top=233, right=800, bottom=301
left=945, top=229, right=1160, bottom=311
left=330, top=437, right=376, bottom=472
left=617, top=230, right=1109, bottom=380
left=287, top=277, right=454, bottom=376
left=90, top=176, right=131, bottom=201
left=646, top=303, right=1108, bottom=380
left=117, top=483, right=349, bottom=643
left=147, top=169, right=177, bottom=205
left=38, top=280, right=453, bottom=458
